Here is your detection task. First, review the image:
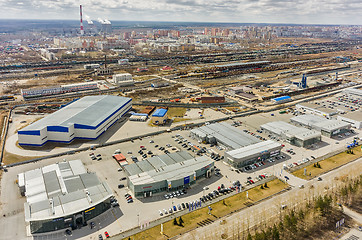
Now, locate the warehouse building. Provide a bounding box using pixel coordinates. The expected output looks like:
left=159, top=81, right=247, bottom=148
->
left=295, top=103, right=338, bottom=118
left=112, top=73, right=134, bottom=86
left=17, top=160, right=113, bottom=234
left=337, top=111, right=362, bottom=129
left=271, top=96, right=291, bottom=104
left=190, top=122, right=260, bottom=150
left=225, top=140, right=282, bottom=168
left=291, top=114, right=351, bottom=137
left=18, top=95, right=132, bottom=146
left=124, top=152, right=214, bottom=197
left=261, top=121, right=321, bottom=147
left=151, top=108, right=168, bottom=125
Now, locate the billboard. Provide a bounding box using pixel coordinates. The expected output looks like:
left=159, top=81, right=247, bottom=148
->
left=184, top=176, right=190, bottom=184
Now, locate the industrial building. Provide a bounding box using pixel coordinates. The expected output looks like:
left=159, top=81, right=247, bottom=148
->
left=129, top=113, right=148, bottom=122
left=151, top=108, right=168, bottom=125
left=225, top=140, right=282, bottom=168
left=271, top=96, right=291, bottom=104
left=295, top=102, right=338, bottom=117
left=112, top=73, right=134, bottom=86
left=124, top=152, right=214, bottom=197
left=17, top=160, right=113, bottom=234
left=337, top=111, right=362, bottom=129
left=261, top=121, right=321, bottom=147
left=18, top=95, right=132, bottom=146
left=190, top=122, right=260, bottom=150
left=200, top=96, right=225, bottom=104
left=290, top=114, right=351, bottom=137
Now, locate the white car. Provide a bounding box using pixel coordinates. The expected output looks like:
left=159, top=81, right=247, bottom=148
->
left=163, top=209, right=168, bottom=214
left=159, top=210, right=163, bottom=216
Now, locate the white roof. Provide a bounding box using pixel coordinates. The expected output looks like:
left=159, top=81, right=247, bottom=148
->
left=20, top=95, right=131, bottom=131
left=226, top=140, right=282, bottom=160
left=22, top=160, right=113, bottom=222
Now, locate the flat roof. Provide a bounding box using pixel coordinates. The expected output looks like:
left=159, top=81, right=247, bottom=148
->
left=128, top=156, right=213, bottom=186
left=226, top=140, right=282, bottom=160
left=291, top=114, right=351, bottom=132
left=124, top=151, right=194, bottom=176
left=273, top=96, right=291, bottom=101
left=20, top=160, right=112, bottom=222
left=261, top=121, right=320, bottom=141
left=20, top=95, right=131, bottom=131
left=192, top=122, right=260, bottom=149
left=152, top=108, right=168, bottom=117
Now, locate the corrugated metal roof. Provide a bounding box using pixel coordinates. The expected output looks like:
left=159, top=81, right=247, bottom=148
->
left=129, top=156, right=213, bottom=185
left=21, top=95, right=131, bottom=131
left=226, top=140, right=282, bottom=159
left=273, top=96, right=291, bottom=101
left=152, top=108, right=167, bottom=117
left=22, top=160, right=112, bottom=222
left=194, top=122, right=260, bottom=149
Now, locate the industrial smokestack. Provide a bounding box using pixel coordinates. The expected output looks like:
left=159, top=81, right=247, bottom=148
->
left=80, top=5, right=84, bottom=36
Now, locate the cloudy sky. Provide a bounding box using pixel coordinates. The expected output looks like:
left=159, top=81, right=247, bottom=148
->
left=0, top=0, right=361, bottom=25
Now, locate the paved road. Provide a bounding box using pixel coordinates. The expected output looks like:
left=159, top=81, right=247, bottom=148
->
left=176, top=158, right=362, bottom=240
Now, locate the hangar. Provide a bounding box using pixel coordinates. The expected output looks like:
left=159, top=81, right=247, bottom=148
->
left=17, top=160, right=113, bottom=234
left=124, top=151, right=214, bottom=197
left=18, top=95, right=132, bottom=146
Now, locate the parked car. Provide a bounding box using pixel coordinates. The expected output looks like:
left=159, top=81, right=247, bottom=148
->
left=99, top=234, right=103, bottom=240
left=104, top=231, right=110, bottom=238
left=118, top=184, right=125, bottom=189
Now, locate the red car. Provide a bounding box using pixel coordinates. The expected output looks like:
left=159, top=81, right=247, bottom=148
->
left=104, top=231, right=110, bottom=238
left=140, top=146, right=144, bottom=148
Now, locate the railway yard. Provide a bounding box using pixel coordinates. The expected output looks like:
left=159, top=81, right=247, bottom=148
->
left=0, top=33, right=362, bottom=240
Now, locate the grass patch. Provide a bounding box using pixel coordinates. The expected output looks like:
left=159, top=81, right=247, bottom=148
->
left=123, top=179, right=287, bottom=240
left=167, top=108, right=187, bottom=118
left=3, top=151, right=37, bottom=165
left=292, top=146, right=362, bottom=180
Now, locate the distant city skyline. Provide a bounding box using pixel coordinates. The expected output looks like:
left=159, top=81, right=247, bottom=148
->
left=0, top=0, right=361, bottom=25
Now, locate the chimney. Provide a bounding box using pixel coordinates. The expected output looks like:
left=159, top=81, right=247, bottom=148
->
left=80, top=5, right=84, bottom=36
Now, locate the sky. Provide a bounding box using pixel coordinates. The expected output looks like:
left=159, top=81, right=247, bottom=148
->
left=0, top=0, right=361, bottom=25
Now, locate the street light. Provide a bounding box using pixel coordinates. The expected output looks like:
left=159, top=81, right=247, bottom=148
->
left=137, top=213, right=140, bottom=227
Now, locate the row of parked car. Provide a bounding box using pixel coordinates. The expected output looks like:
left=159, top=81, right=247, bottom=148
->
left=160, top=183, right=242, bottom=216
left=124, top=193, right=133, bottom=203
left=89, top=152, right=102, bottom=161
left=164, top=189, right=187, bottom=199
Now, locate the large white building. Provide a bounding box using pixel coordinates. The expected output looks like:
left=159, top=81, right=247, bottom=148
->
left=17, top=160, right=113, bottom=233
left=18, top=95, right=132, bottom=146
left=112, top=73, right=134, bottom=86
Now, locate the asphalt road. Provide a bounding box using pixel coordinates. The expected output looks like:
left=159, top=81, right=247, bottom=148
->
left=176, top=157, right=362, bottom=240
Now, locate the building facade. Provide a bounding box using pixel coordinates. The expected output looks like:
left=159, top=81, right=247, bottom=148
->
left=18, top=96, right=132, bottom=146
left=18, top=160, right=113, bottom=234
left=124, top=152, right=214, bottom=197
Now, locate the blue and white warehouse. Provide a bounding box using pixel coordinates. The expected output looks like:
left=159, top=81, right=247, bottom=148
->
left=18, top=95, right=132, bottom=146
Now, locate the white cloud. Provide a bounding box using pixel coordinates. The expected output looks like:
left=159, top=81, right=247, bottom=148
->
left=0, top=0, right=360, bottom=25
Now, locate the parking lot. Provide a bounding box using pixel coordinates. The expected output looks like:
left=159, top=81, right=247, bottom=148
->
left=1, top=106, right=362, bottom=240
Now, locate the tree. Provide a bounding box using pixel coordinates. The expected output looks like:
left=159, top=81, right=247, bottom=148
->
left=264, top=183, right=268, bottom=188
left=261, top=185, right=264, bottom=189
left=272, top=224, right=280, bottom=240
left=173, top=218, right=178, bottom=225
left=247, top=232, right=253, bottom=240
left=179, top=216, right=184, bottom=226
